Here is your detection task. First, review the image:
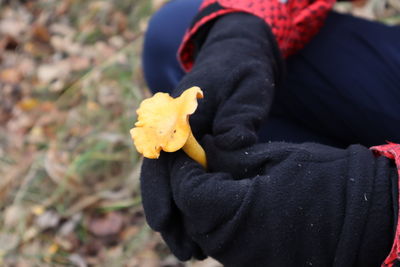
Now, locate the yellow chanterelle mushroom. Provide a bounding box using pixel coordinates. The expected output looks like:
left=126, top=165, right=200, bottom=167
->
left=130, top=86, right=207, bottom=168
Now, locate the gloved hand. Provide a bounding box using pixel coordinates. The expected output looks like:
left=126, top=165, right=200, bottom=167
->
left=142, top=116, right=397, bottom=265
left=172, top=12, right=282, bottom=147
left=140, top=11, right=397, bottom=266
left=141, top=12, right=282, bottom=260
left=166, top=138, right=396, bottom=266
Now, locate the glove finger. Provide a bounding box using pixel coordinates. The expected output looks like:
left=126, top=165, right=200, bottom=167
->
left=211, top=61, right=275, bottom=150
left=140, top=156, right=174, bottom=231
left=202, top=134, right=273, bottom=177
left=141, top=155, right=205, bottom=260
left=161, top=224, right=206, bottom=261
left=169, top=151, right=250, bottom=234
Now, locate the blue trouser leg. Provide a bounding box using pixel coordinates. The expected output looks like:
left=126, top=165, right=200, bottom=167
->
left=142, top=0, right=400, bottom=147
left=142, top=0, right=202, bottom=93
left=269, top=12, right=400, bottom=147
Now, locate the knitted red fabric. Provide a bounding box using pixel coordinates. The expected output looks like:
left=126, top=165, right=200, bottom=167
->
left=371, top=142, right=400, bottom=267
left=178, top=0, right=336, bottom=71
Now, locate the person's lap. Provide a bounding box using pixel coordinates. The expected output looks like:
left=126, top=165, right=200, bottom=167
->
left=143, top=0, right=400, bottom=148
left=271, top=11, right=400, bottom=147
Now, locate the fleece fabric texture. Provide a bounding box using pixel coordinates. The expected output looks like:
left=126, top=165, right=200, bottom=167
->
left=170, top=140, right=396, bottom=266
left=140, top=13, right=398, bottom=266
left=169, top=13, right=282, bottom=147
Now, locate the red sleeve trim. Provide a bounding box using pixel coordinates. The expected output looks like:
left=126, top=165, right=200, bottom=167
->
left=178, top=0, right=336, bottom=72
left=371, top=142, right=400, bottom=267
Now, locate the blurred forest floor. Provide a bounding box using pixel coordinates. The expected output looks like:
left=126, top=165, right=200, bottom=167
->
left=0, top=0, right=399, bottom=266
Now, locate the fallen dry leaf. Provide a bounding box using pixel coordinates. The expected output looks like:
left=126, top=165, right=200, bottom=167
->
left=35, top=210, right=60, bottom=230
left=0, top=155, right=33, bottom=202
left=135, top=248, right=160, bottom=267
left=80, top=238, right=104, bottom=259
left=69, top=56, right=91, bottom=71
left=39, top=101, right=56, bottom=112
left=44, top=146, right=69, bottom=185
left=43, top=243, right=59, bottom=263
left=23, top=41, right=53, bottom=57
left=120, top=226, right=139, bottom=242
left=160, top=255, right=183, bottom=267
left=108, top=36, right=125, bottom=49
left=152, top=0, right=166, bottom=10
left=32, top=205, right=45, bottom=216
left=0, top=233, right=20, bottom=252
left=17, top=58, right=36, bottom=76
left=4, top=205, right=26, bottom=227
left=0, top=104, right=13, bottom=124
left=37, top=61, right=71, bottom=84
left=17, top=98, right=39, bottom=111
left=88, top=1, right=112, bottom=12
left=98, top=84, right=121, bottom=107
left=58, top=213, right=83, bottom=237
left=50, top=22, right=75, bottom=37
left=94, top=42, right=116, bottom=61
left=112, top=11, right=128, bottom=32
left=28, top=126, right=46, bottom=144
left=0, top=18, right=28, bottom=37
left=22, top=226, right=39, bottom=243
left=64, top=195, right=101, bottom=216
left=0, top=68, right=22, bottom=84
left=55, top=233, right=80, bottom=251
left=104, top=246, right=123, bottom=261
left=32, top=24, right=51, bottom=43
left=389, top=0, right=400, bottom=10
left=0, top=35, right=18, bottom=51
left=190, top=258, right=223, bottom=267
left=353, top=0, right=368, bottom=7
left=68, top=253, right=87, bottom=267
left=88, top=212, right=124, bottom=237
left=86, top=101, right=100, bottom=111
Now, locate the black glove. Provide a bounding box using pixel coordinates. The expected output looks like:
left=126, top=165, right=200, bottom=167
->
left=144, top=130, right=397, bottom=266
left=187, top=137, right=396, bottom=266
left=141, top=12, right=397, bottom=266
left=141, top=12, right=282, bottom=260
left=172, top=12, right=282, bottom=148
